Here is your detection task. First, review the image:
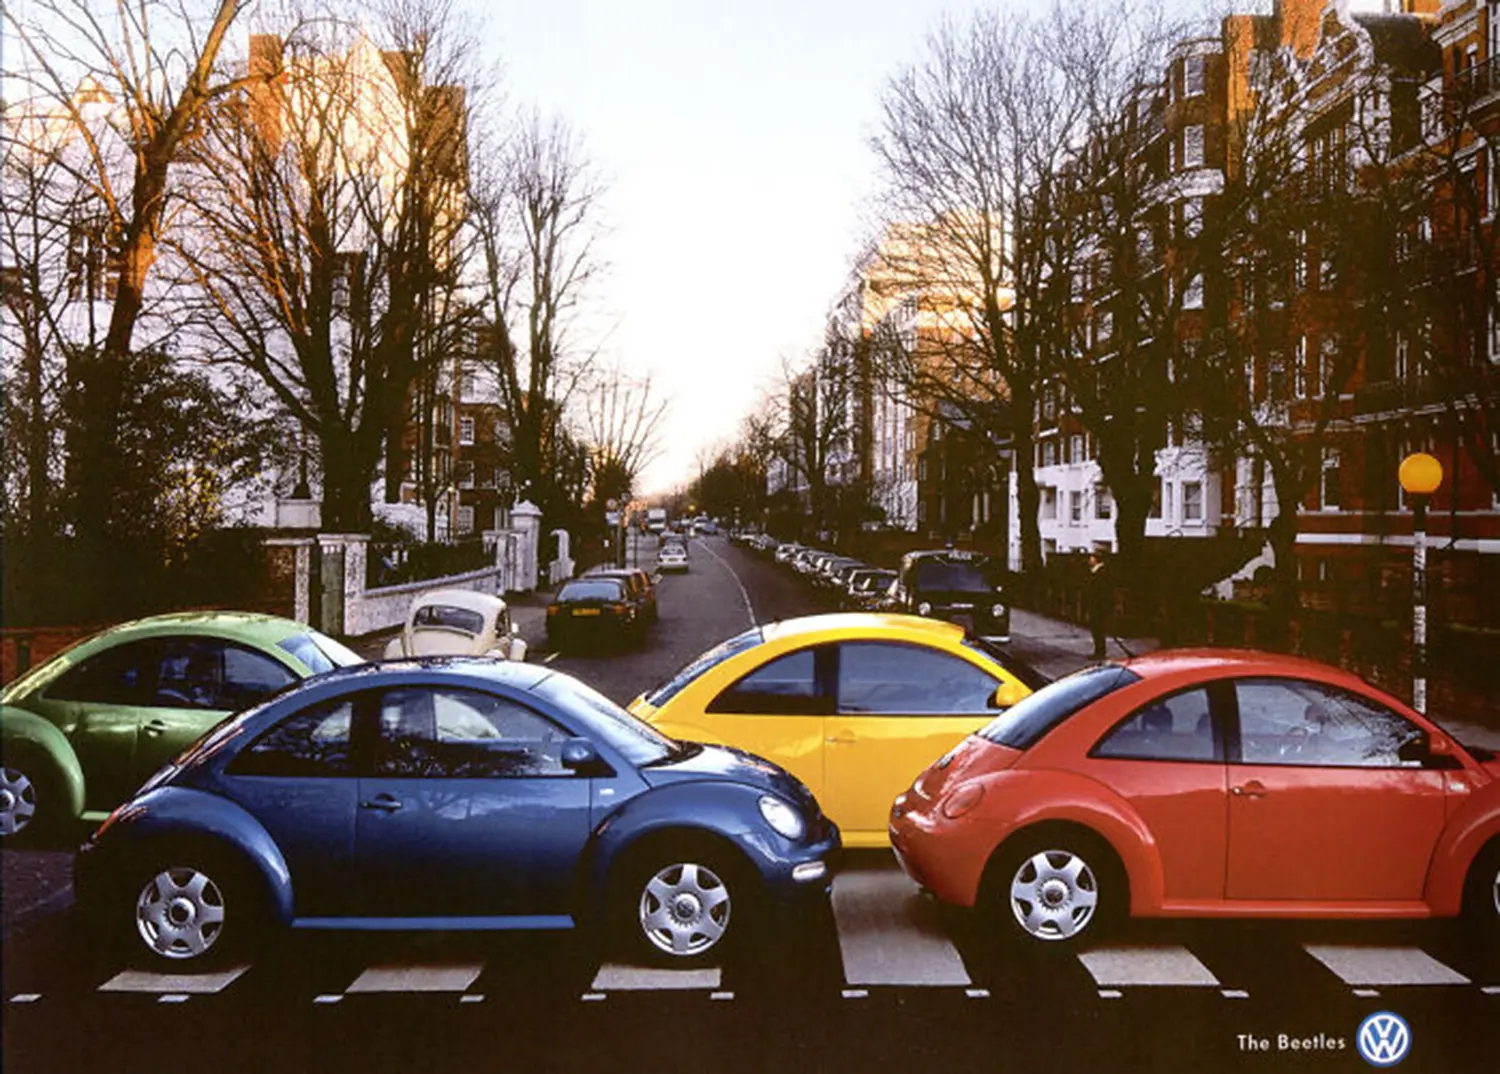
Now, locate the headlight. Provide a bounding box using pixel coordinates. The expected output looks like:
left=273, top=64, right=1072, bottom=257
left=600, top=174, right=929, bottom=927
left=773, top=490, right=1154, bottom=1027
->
left=991, top=603, right=1007, bottom=618
left=758, top=795, right=806, bottom=840
left=917, top=601, right=933, bottom=616
left=941, top=782, right=985, bottom=819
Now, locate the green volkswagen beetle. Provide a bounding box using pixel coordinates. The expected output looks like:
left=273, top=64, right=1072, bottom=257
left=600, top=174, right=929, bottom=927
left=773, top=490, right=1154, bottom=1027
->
left=1, top=612, right=363, bottom=842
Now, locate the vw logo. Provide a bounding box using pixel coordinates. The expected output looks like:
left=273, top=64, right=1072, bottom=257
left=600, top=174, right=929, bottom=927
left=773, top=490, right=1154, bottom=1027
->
left=1357, top=1011, right=1412, bottom=1068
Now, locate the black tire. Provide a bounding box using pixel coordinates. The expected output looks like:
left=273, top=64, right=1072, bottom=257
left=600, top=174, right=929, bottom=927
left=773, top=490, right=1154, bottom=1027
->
left=0, top=750, right=62, bottom=847
left=612, top=836, right=757, bottom=967
left=126, top=848, right=264, bottom=969
left=1464, top=840, right=1500, bottom=943
left=985, top=828, right=1123, bottom=950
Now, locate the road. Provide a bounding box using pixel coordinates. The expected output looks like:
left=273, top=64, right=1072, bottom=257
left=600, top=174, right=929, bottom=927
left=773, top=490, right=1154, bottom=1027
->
left=3, top=534, right=1497, bottom=1074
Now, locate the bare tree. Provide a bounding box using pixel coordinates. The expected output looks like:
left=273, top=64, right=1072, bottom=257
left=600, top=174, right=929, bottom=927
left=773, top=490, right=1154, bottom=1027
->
left=769, top=349, right=855, bottom=538
left=577, top=363, right=667, bottom=506
left=469, top=110, right=604, bottom=522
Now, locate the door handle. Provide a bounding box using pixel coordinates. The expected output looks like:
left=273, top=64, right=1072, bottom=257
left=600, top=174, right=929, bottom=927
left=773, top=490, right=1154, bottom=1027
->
left=360, top=794, right=403, bottom=812
left=1231, top=782, right=1268, bottom=798
left=142, top=720, right=168, bottom=738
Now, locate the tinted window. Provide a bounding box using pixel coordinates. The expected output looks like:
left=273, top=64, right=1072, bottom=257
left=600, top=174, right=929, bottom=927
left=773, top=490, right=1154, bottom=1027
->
left=232, top=697, right=355, bottom=777
left=277, top=630, right=363, bottom=674
left=412, top=604, right=486, bottom=635
left=47, top=639, right=158, bottom=704
left=221, top=646, right=298, bottom=710
left=533, top=672, right=674, bottom=767
left=558, top=579, right=624, bottom=602
left=153, top=639, right=231, bottom=710
left=644, top=627, right=764, bottom=707
left=979, top=665, right=1141, bottom=750
left=837, top=643, right=998, bottom=714
left=911, top=559, right=995, bottom=592
left=1235, top=678, right=1424, bottom=767
left=1093, top=688, right=1219, bottom=762
left=708, top=647, right=824, bottom=715
left=376, top=687, right=572, bottom=778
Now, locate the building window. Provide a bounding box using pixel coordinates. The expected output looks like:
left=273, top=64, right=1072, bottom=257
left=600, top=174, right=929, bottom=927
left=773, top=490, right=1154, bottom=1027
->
left=1267, top=350, right=1288, bottom=402
left=1149, top=480, right=1163, bottom=519
left=1182, top=125, right=1205, bottom=169
left=1069, top=490, right=1084, bottom=524
left=1320, top=336, right=1339, bottom=394
left=1488, top=305, right=1500, bottom=365
left=456, top=505, right=475, bottom=534
left=1041, top=440, right=1059, bottom=468
left=1294, top=231, right=1308, bottom=289
left=1069, top=434, right=1084, bottom=464
left=1180, top=197, right=1203, bottom=238
left=1094, top=485, right=1113, bottom=520
left=457, top=460, right=475, bottom=489
left=1182, top=273, right=1203, bottom=310
left=1292, top=337, right=1308, bottom=398
left=1181, top=481, right=1203, bottom=522
left=458, top=417, right=475, bottom=445
left=1042, top=487, right=1057, bottom=520
left=1395, top=333, right=1411, bottom=380
left=1183, top=54, right=1205, bottom=97
left=1321, top=450, right=1341, bottom=510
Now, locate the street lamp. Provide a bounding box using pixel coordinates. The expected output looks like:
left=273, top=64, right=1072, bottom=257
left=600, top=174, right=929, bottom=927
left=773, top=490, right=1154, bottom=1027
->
left=1398, top=451, right=1443, bottom=715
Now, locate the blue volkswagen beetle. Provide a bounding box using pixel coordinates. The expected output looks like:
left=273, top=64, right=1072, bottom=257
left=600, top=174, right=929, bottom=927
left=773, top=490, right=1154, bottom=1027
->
left=75, top=659, right=839, bottom=967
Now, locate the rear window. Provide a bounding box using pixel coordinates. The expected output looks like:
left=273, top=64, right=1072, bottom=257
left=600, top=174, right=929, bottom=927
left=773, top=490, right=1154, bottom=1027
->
left=558, top=579, right=625, bottom=601
left=644, top=626, right=765, bottom=708
left=412, top=604, right=485, bottom=635
left=978, top=664, right=1140, bottom=750
left=278, top=631, right=363, bottom=675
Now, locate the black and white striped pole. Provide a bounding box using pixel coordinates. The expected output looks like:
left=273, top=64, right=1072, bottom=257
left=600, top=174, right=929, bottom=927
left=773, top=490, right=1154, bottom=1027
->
left=1398, top=452, right=1443, bottom=716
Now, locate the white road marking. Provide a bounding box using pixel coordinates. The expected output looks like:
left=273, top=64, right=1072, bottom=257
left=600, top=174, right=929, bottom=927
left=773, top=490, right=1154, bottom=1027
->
left=1304, top=944, right=1471, bottom=987
left=1221, top=989, right=1250, bottom=999
left=842, top=989, right=869, bottom=999
left=710, top=991, right=734, bottom=1001
left=157, top=994, right=190, bottom=1004
left=1482, top=985, right=1500, bottom=995
left=313, top=994, right=343, bottom=1005
left=1078, top=945, right=1221, bottom=988
left=832, top=870, right=970, bottom=987
left=966, top=988, right=991, bottom=999
left=1098, top=989, right=1124, bottom=999
left=543, top=651, right=560, bottom=665
left=1353, top=988, right=1382, bottom=998
left=346, top=963, right=485, bottom=994
left=100, top=965, right=249, bottom=994
left=696, top=539, right=758, bottom=626
left=581, top=992, right=606, bottom=1002
left=590, top=964, right=720, bottom=991
left=460, top=994, right=485, bottom=1003
left=9, top=994, right=42, bottom=1004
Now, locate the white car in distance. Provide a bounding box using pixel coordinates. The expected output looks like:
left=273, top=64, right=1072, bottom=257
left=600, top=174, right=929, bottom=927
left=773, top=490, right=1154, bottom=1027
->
left=384, top=588, right=528, bottom=661
left=658, top=545, right=689, bottom=573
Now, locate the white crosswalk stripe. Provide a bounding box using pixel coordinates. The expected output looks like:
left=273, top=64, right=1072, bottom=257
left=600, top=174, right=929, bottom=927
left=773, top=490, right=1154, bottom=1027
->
left=98, top=965, right=249, bottom=994
left=830, top=869, right=970, bottom=987
left=346, top=962, right=484, bottom=993
left=1304, top=944, right=1471, bottom=988
left=1077, top=945, right=1221, bottom=988
left=589, top=964, right=720, bottom=991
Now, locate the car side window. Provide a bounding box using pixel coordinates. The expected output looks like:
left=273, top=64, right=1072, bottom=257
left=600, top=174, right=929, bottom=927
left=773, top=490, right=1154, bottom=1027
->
left=376, top=687, right=571, bottom=778
left=1235, top=678, right=1424, bottom=767
left=153, top=638, right=229, bottom=710
left=708, top=648, right=824, bottom=715
left=231, top=697, right=356, bottom=777
left=837, top=642, right=999, bottom=715
left=221, top=645, right=298, bottom=710
left=1093, top=687, right=1219, bottom=762
left=46, top=639, right=159, bottom=704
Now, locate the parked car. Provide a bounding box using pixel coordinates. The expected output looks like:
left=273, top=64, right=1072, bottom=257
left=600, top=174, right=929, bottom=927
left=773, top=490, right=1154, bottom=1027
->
left=890, top=650, right=1500, bottom=948
left=891, top=548, right=1010, bottom=644
left=842, top=569, right=898, bottom=611
left=629, top=613, right=1047, bottom=848
left=383, top=589, right=527, bottom=662
left=584, top=566, right=658, bottom=622
left=546, top=576, right=643, bottom=650
left=1, top=612, right=363, bottom=843
left=659, top=545, right=690, bottom=573
left=74, top=658, right=840, bottom=967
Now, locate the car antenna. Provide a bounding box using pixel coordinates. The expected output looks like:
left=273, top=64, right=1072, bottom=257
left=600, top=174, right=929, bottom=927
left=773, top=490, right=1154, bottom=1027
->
left=1111, top=634, right=1134, bottom=659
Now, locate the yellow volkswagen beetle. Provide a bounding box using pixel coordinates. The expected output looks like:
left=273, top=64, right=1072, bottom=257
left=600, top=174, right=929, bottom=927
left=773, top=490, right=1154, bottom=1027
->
left=628, top=613, right=1046, bottom=848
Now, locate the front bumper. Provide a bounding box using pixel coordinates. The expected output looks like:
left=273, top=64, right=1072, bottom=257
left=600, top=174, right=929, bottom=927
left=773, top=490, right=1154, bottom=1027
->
left=755, top=822, right=841, bottom=904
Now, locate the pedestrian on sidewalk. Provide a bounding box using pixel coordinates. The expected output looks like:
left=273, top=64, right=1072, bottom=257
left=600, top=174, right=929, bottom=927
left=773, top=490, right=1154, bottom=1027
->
left=1088, top=551, right=1110, bottom=660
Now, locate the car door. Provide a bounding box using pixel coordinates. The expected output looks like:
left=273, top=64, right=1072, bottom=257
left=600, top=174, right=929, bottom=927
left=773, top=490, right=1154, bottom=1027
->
left=822, top=642, right=1002, bottom=840
left=135, top=638, right=299, bottom=783
left=218, top=692, right=363, bottom=917
left=1079, top=684, right=1228, bottom=903
left=43, top=638, right=162, bottom=811
left=354, top=685, right=592, bottom=919
left=700, top=646, right=833, bottom=802
left=1225, top=677, right=1448, bottom=902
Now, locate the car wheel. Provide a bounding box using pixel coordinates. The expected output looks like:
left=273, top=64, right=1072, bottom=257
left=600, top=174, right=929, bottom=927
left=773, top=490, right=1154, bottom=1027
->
left=131, top=854, right=257, bottom=967
left=990, top=829, right=1120, bottom=948
left=0, top=754, right=56, bottom=844
left=1465, top=840, right=1500, bottom=940
left=617, top=838, right=753, bottom=966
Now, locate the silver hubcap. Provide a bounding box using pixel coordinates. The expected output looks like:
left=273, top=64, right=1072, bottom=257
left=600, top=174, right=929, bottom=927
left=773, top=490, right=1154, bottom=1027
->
left=135, top=868, right=226, bottom=959
left=1491, top=865, right=1499, bottom=918
left=639, top=861, right=731, bottom=957
left=0, top=767, right=37, bottom=837
left=1010, top=849, right=1099, bottom=941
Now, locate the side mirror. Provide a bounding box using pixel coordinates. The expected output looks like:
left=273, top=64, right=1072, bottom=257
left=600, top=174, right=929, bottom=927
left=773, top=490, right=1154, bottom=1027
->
left=1397, top=733, right=1460, bottom=769
left=561, top=738, right=613, bottom=776
left=990, top=681, right=1028, bottom=709
left=506, top=636, right=528, bottom=663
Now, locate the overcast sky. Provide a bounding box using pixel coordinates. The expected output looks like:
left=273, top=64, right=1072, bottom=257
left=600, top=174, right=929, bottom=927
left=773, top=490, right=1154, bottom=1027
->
left=477, top=0, right=1387, bottom=495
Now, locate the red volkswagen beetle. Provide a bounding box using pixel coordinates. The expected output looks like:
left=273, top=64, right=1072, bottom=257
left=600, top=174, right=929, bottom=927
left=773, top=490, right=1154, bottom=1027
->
left=890, top=650, right=1500, bottom=947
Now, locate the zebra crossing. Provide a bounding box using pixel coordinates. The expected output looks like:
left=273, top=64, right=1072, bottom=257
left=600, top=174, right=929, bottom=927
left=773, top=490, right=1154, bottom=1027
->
left=6, top=863, right=1497, bottom=1007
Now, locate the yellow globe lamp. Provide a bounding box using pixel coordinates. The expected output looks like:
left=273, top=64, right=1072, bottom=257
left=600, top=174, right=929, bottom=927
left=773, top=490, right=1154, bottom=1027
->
left=1397, top=452, right=1442, bottom=497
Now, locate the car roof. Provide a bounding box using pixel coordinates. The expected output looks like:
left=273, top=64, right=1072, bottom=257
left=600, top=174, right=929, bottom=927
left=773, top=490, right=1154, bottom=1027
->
left=408, top=589, right=506, bottom=614
left=83, top=610, right=309, bottom=646
left=761, top=612, right=966, bottom=645
left=1115, top=648, right=1395, bottom=694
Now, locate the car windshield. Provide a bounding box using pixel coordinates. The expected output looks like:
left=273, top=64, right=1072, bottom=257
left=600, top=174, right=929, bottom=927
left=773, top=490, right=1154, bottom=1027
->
left=643, top=626, right=765, bottom=708
left=533, top=672, right=677, bottom=766
left=978, top=664, right=1141, bottom=749
left=913, top=559, right=996, bottom=593
left=963, top=638, right=1052, bottom=692
left=278, top=631, right=364, bottom=674
left=558, top=580, right=623, bottom=602
left=412, top=604, right=485, bottom=635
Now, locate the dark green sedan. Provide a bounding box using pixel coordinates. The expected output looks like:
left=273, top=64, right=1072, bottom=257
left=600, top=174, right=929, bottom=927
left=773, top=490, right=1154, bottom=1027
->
left=0, top=612, right=363, bottom=842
